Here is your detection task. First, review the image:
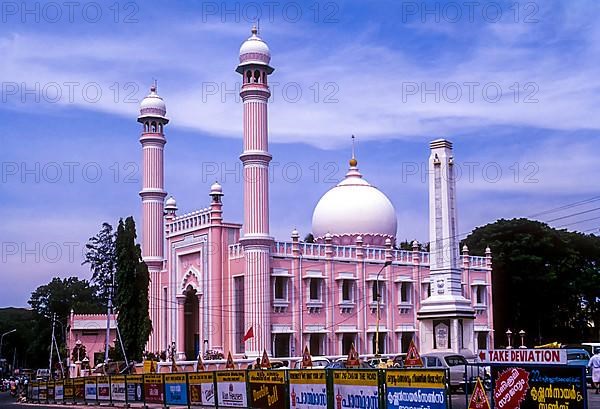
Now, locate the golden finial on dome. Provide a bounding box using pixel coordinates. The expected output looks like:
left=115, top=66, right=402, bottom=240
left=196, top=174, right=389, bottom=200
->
left=349, top=135, right=358, bottom=167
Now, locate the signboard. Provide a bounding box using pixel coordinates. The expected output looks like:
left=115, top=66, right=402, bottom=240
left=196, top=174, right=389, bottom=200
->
left=216, top=370, right=248, bottom=407
left=468, top=378, right=490, bottom=409
left=385, top=369, right=447, bottom=409
left=111, top=375, right=126, bottom=402
left=404, top=340, right=423, bottom=367
left=225, top=352, right=236, bottom=369
left=74, top=377, right=85, bottom=403
left=126, top=374, right=144, bottom=403
left=97, top=376, right=111, bottom=401
left=84, top=377, right=97, bottom=402
left=143, top=359, right=157, bottom=373
left=31, top=382, right=39, bottom=402
left=47, top=380, right=55, bottom=402
left=63, top=379, right=73, bottom=400
left=289, top=369, right=327, bottom=409
left=165, top=373, right=189, bottom=406
left=39, top=382, right=47, bottom=401
left=144, top=374, right=165, bottom=404
left=333, top=370, right=379, bottom=409
left=479, top=349, right=567, bottom=365
left=491, top=365, right=586, bottom=409
left=189, top=372, right=216, bottom=407
left=55, top=381, right=64, bottom=401
left=248, top=370, right=286, bottom=409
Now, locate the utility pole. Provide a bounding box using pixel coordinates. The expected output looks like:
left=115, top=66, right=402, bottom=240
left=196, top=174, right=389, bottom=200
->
left=49, top=313, right=56, bottom=374
left=104, top=272, right=114, bottom=364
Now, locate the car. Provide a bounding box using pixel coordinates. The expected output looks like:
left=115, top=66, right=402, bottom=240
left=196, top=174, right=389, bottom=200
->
left=291, top=357, right=331, bottom=369
left=421, top=352, right=488, bottom=393
left=565, top=348, right=591, bottom=384
left=325, top=359, right=372, bottom=369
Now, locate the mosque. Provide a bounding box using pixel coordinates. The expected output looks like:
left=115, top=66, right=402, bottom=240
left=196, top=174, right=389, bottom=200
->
left=137, top=27, right=494, bottom=360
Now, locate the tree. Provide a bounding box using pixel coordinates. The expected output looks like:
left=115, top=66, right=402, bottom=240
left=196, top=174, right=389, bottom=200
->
left=84, top=222, right=116, bottom=301
left=304, top=233, right=314, bottom=243
left=463, top=218, right=600, bottom=345
left=27, top=277, right=103, bottom=368
left=114, top=217, right=152, bottom=362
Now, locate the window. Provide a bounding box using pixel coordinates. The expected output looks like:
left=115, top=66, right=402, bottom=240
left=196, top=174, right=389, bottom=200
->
left=372, top=333, right=386, bottom=354
left=234, top=277, right=245, bottom=353
left=421, top=282, right=431, bottom=299
left=342, top=333, right=356, bottom=354
left=309, top=334, right=325, bottom=356
left=371, top=282, right=385, bottom=303
left=309, top=278, right=322, bottom=301
left=341, top=280, right=354, bottom=302
left=477, top=332, right=488, bottom=350
left=400, top=332, right=414, bottom=353
left=475, top=285, right=486, bottom=305
left=273, top=276, right=288, bottom=301
left=399, top=282, right=412, bottom=304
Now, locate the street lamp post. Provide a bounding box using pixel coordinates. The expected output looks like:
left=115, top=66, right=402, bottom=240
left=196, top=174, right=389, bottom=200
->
left=506, top=329, right=513, bottom=349
left=0, top=329, right=16, bottom=358
left=375, top=260, right=392, bottom=357
left=519, top=330, right=526, bottom=348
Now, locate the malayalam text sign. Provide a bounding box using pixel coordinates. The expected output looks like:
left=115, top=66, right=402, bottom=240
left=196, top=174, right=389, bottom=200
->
left=491, top=365, right=585, bottom=409
left=165, top=373, right=189, bottom=405
left=84, top=377, right=97, bottom=402
left=97, top=376, right=110, bottom=401
left=289, top=369, right=328, bottom=409
left=216, top=371, right=248, bottom=407
left=144, top=374, right=165, bottom=404
left=126, top=374, right=144, bottom=402
left=111, top=376, right=126, bottom=402
left=480, top=349, right=567, bottom=365
left=248, top=370, right=286, bottom=409
left=385, top=369, right=447, bottom=409
left=333, top=370, right=379, bottom=409
left=189, top=372, right=216, bottom=407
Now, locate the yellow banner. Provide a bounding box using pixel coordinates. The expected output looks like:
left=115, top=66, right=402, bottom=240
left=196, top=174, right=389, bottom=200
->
left=216, top=370, right=246, bottom=383
left=289, top=370, right=326, bottom=384
left=126, top=375, right=143, bottom=384
left=144, top=374, right=163, bottom=384
left=188, top=372, right=214, bottom=384
left=333, top=370, right=378, bottom=386
left=84, top=377, right=97, bottom=385
left=74, top=378, right=85, bottom=386
left=386, top=369, right=446, bottom=388
left=165, top=373, right=187, bottom=383
left=97, top=376, right=109, bottom=384
left=248, top=370, right=285, bottom=384
left=111, top=376, right=125, bottom=383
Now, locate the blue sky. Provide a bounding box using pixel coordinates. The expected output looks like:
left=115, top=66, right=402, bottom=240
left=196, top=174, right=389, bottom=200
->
left=1, top=0, right=599, bottom=307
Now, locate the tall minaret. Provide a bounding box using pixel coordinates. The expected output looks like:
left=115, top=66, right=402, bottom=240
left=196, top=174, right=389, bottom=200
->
left=236, top=25, right=274, bottom=356
left=138, top=83, right=169, bottom=353
left=418, top=139, right=474, bottom=353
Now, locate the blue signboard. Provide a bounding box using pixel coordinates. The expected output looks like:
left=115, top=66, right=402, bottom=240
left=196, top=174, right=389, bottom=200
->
left=385, top=369, right=447, bottom=409
left=165, top=374, right=188, bottom=405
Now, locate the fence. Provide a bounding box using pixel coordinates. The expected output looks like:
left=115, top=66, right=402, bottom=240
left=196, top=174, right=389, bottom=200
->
left=27, top=368, right=450, bottom=409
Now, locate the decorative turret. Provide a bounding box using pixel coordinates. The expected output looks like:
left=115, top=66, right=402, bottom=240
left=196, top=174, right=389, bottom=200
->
left=237, top=26, right=274, bottom=356
left=138, top=82, right=169, bottom=353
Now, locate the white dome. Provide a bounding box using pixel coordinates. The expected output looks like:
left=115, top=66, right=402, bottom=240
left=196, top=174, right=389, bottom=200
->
left=312, top=159, right=397, bottom=245
left=140, top=85, right=166, bottom=117
left=165, top=196, right=177, bottom=207
left=239, top=26, right=271, bottom=65
left=210, top=181, right=223, bottom=193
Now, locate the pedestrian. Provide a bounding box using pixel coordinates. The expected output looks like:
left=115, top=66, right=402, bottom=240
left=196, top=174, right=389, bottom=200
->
left=589, top=348, right=600, bottom=394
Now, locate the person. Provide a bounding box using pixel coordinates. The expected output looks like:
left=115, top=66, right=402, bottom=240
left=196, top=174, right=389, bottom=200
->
left=589, top=348, right=600, bottom=394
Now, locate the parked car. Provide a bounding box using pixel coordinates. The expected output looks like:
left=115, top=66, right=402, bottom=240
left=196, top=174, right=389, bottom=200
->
left=291, top=357, right=331, bottom=369
left=421, top=352, right=489, bottom=393
left=565, top=348, right=591, bottom=385
left=325, top=359, right=372, bottom=369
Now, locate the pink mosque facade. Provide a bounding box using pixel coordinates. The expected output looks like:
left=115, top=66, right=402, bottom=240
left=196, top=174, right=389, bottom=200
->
left=136, top=27, right=494, bottom=360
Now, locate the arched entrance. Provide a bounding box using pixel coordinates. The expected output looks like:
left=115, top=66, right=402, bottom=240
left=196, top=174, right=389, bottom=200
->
left=183, top=285, right=199, bottom=360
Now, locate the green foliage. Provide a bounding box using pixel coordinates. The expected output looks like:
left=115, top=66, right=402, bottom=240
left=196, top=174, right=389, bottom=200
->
left=463, top=218, right=600, bottom=345
left=303, top=233, right=315, bottom=243
left=114, top=217, right=152, bottom=362
left=83, top=222, right=116, bottom=301
left=23, top=278, right=103, bottom=368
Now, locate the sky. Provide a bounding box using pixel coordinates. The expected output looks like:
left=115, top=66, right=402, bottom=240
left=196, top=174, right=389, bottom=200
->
left=1, top=0, right=599, bottom=307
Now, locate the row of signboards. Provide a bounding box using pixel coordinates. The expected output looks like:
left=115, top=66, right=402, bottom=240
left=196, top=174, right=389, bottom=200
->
left=28, top=368, right=448, bottom=409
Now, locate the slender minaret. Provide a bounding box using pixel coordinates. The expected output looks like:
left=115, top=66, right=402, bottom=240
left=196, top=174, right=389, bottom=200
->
left=418, top=139, right=474, bottom=353
left=236, top=25, right=274, bottom=356
left=138, top=83, right=169, bottom=353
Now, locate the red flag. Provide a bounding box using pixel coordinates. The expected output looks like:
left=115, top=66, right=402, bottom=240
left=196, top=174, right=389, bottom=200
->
left=242, top=327, right=254, bottom=342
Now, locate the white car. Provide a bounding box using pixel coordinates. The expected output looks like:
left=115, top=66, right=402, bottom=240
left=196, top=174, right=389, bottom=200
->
left=421, top=352, right=488, bottom=393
